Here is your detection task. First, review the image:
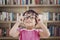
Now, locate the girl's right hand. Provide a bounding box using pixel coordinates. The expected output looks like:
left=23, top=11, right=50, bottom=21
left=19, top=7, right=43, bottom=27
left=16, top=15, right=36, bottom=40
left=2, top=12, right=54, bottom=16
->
left=18, top=15, right=24, bottom=24
left=17, top=15, right=26, bottom=28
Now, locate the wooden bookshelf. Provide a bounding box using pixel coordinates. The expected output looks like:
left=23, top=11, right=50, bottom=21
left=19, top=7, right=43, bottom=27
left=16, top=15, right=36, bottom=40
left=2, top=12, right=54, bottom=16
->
left=47, top=21, right=60, bottom=23
left=0, top=4, right=60, bottom=7
left=0, top=5, right=60, bottom=40
left=0, top=21, right=16, bottom=23
left=0, top=5, right=24, bottom=7
left=0, top=37, right=60, bottom=40
left=0, top=0, right=60, bottom=40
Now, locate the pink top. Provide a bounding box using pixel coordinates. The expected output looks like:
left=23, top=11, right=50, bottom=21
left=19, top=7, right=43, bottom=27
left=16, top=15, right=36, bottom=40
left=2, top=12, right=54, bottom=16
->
left=18, top=28, right=43, bottom=40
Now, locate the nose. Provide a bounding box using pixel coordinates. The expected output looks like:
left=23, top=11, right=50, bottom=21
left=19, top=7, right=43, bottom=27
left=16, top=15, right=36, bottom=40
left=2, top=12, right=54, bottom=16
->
left=27, top=18, right=31, bottom=22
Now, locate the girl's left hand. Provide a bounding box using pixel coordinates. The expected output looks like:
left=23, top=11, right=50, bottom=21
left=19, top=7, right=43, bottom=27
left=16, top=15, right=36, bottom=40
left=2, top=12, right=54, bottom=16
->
left=35, top=16, right=43, bottom=29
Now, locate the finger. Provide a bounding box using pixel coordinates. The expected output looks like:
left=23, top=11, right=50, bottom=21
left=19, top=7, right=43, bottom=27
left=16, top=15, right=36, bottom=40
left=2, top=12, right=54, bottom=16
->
left=38, top=19, right=40, bottom=21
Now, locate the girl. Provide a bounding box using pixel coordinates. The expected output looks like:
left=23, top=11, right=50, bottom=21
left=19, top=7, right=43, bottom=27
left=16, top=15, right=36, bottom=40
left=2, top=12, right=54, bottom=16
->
left=9, top=10, right=50, bottom=40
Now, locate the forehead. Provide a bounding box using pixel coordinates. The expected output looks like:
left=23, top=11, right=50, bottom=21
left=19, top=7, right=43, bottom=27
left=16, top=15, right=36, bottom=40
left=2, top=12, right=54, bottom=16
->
left=24, top=12, right=36, bottom=16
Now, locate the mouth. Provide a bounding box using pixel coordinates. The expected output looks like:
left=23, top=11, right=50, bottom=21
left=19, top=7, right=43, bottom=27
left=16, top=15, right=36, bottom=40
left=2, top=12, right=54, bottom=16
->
left=26, top=22, right=32, bottom=23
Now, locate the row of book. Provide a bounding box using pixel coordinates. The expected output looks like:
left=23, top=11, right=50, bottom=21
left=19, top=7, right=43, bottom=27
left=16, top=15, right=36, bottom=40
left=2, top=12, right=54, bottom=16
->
left=0, top=23, right=60, bottom=37
left=0, top=0, right=60, bottom=5
left=41, top=12, right=60, bottom=21
left=0, top=23, right=14, bottom=37
left=0, top=11, right=60, bottom=21
left=48, top=24, right=60, bottom=36
left=0, top=27, right=10, bottom=37
left=0, top=11, right=22, bottom=21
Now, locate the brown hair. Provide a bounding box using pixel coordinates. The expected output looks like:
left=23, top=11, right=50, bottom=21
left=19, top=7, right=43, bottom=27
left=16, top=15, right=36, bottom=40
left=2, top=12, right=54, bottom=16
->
left=23, top=10, right=38, bottom=26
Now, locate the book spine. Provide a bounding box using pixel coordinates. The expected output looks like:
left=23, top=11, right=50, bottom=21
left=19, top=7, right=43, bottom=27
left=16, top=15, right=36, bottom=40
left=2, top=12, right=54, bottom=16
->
left=18, top=0, right=20, bottom=5
left=32, top=0, right=35, bottom=5
left=22, top=0, right=25, bottom=5
left=2, top=0, right=5, bottom=5
left=0, top=29, right=2, bottom=37
left=0, top=0, right=2, bottom=5
left=26, top=0, right=28, bottom=5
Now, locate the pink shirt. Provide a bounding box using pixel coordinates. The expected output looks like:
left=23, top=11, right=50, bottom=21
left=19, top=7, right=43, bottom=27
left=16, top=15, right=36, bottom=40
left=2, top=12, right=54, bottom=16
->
left=18, top=29, right=43, bottom=40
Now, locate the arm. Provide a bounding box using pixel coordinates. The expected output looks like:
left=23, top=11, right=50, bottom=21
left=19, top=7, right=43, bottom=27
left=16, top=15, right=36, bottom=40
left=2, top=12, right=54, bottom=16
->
left=39, top=23, right=50, bottom=38
left=36, top=17, right=50, bottom=38
left=9, top=15, right=24, bottom=38
left=9, top=21, right=20, bottom=38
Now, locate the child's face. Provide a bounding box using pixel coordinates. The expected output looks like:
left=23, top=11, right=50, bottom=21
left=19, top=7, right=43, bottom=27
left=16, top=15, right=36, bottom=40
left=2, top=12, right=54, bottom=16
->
left=23, top=13, right=36, bottom=29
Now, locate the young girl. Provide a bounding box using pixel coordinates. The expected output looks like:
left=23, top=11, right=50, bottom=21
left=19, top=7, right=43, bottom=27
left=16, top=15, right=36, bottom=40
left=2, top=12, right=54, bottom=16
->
left=9, top=10, right=50, bottom=40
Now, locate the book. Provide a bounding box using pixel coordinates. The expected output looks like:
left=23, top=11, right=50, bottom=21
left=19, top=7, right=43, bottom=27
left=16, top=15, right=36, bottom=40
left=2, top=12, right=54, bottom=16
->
left=2, top=28, right=6, bottom=37
left=43, top=0, right=48, bottom=4
left=17, top=0, right=20, bottom=5
left=49, top=0, right=54, bottom=4
left=2, top=12, right=7, bottom=21
left=6, top=0, right=11, bottom=5
left=6, top=28, right=10, bottom=36
left=0, top=28, right=2, bottom=37
left=0, top=0, right=2, bottom=5
left=22, top=0, right=25, bottom=5
left=53, top=13, right=55, bottom=21
left=30, top=0, right=32, bottom=4
left=17, top=13, right=21, bottom=21
left=9, top=12, right=13, bottom=21
left=0, top=11, right=2, bottom=21
left=56, top=0, right=58, bottom=4
left=55, top=13, right=58, bottom=21
left=32, top=0, right=35, bottom=5
left=20, top=0, right=22, bottom=5
left=48, top=25, right=54, bottom=36
left=42, top=11, right=49, bottom=21
left=26, top=0, right=28, bottom=5
left=58, top=13, right=60, bottom=21
left=39, top=0, right=43, bottom=4
left=48, top=12, right=53, bottom=21
left=35, top=0, right=40, bottom=4
left=13, top=0, right=18, bottom=5
left=58, top=0, right=60, bottom=4
left=59, top=13, right=60, bottom=20
left=2, top=0, right=5, bottom=5
left=12, top=13, right=17, bottom=21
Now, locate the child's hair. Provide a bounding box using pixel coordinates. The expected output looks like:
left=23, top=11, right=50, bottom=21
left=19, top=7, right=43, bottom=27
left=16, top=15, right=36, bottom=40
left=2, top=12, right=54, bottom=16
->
left=23, top=10, right=38, bottom=26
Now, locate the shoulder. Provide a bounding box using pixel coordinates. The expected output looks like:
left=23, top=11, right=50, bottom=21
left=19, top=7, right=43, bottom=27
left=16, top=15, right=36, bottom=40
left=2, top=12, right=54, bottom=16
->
left=35, top=29, right=43, bottom=32
left=17, top=28, right=26, bottom=31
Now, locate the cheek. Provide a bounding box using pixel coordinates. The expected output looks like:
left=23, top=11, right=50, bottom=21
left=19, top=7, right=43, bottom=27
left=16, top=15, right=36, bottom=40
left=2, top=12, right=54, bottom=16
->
left=32, top=20, right=36, bottom=25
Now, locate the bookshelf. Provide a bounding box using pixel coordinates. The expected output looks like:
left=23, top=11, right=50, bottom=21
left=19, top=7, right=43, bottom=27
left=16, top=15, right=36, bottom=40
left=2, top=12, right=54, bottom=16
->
left=0, top=0, right=60, bottom=40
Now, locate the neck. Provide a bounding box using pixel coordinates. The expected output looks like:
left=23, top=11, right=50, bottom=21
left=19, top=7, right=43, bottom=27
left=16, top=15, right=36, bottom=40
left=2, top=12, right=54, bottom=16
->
left=26, top=26, right=33, bottom=30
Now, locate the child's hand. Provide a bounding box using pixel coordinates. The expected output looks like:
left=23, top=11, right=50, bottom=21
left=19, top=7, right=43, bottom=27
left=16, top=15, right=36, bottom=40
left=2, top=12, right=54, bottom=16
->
left=37, top=16, right=43, bottom=24
left=35, top=16, right=43, bottom=29
left=17, top=14, right=24, bottom=27
left=18, top=15, right=24, bottom=23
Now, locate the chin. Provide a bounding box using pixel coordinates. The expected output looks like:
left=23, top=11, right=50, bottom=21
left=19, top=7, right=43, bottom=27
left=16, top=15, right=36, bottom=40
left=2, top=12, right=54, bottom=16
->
left=25, top=23, right=31, bottom=26
left=24, top=23, right=35, bottom=27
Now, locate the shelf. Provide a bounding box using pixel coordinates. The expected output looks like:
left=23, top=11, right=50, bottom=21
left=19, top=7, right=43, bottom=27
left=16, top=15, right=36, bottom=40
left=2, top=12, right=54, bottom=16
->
left=47, top=21, right=60, bottom=26
left=0, top=4, right=60, bottom=40
left=40, top=37, right=60, bottom=40
left=0, top=21, right=60, bottom=23
left=0, top=5, right=60, bottom=8
left=0, top=5, right=28, bottom=8
left=0, top=21, right=16, bottom=23
left=0, top=37, right=60, bottom=39
left=29, top=4, right=60, bottom=7
left=0, top=37, right=18, bottom=39
left=47, top=21, right=60, bottom=23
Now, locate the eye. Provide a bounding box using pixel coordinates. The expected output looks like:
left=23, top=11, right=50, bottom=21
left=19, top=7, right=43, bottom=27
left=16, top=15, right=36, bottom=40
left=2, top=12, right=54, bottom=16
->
left=31, top=17, right=35, bottom=19
left=24, top=16, right=29, bottom=19
left=26, top=17, right=29, bottom=19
